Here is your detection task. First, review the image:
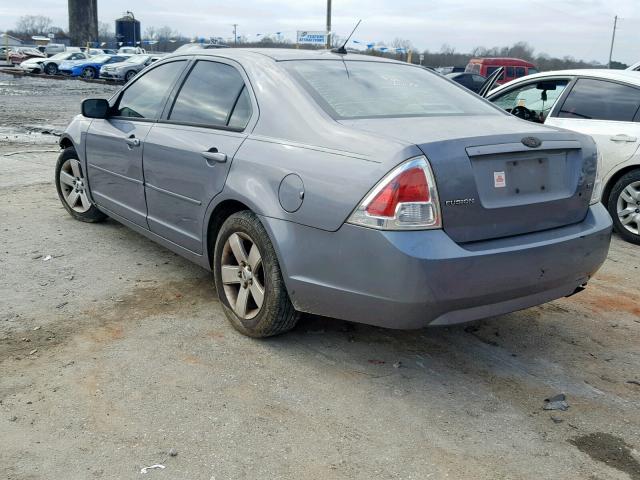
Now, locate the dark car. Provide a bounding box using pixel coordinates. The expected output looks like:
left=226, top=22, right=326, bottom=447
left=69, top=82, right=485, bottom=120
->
left=447, top=72, right=487, bottom=93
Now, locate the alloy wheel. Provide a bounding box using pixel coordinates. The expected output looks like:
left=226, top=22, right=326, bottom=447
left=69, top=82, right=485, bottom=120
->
left=220, top=232, right=265, bottom=320
left=82, top=68, right=95, bottom=79
left=617, top=180, right=640, bottom=235
left=58, top=158, right=92, bottom=213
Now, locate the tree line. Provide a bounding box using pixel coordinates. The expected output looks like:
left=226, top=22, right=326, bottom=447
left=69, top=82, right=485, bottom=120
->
left=5, top=15, right=628, bottom=70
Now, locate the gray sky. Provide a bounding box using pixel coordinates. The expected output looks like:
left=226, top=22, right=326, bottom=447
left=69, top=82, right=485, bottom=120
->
left=1, top=0, right=638, bottom=64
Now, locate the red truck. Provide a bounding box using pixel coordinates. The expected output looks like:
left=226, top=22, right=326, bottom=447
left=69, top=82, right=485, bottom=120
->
left=465, top=58, right=538, bottom=85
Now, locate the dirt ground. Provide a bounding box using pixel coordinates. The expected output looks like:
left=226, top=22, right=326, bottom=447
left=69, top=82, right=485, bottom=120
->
left=1, top=71, right=639, bottom=480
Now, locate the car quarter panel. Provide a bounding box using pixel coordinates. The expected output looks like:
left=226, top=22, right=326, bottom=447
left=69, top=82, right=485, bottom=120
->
left=220, top=137, right=420, bottom=232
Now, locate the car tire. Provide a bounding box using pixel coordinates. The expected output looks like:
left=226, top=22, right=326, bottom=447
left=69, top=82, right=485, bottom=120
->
left=607, top=169, right=640, bottom=245
left=124, top=70, right=136, bottom=82
left=45, top=63, right=58, bottom=75
left=213, top=211, right=299, bottom=337
left=81, top=67, right=96, bottom=80
left=55, top=147, right=107, bottom=223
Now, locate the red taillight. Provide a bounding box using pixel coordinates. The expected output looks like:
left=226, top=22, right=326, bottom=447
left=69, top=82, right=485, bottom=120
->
left=347, top=156, right=441, bottom=231
left=365, top=167, right=430, bottom=217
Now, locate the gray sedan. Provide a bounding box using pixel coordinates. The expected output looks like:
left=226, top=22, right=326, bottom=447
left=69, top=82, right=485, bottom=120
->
left=56, top=49, right=612, bottom=337
left=99, top=54, right=162, bottom=82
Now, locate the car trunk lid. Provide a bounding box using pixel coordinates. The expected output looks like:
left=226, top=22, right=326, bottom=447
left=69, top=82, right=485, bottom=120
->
left=340, top=116, right=598, bottom=243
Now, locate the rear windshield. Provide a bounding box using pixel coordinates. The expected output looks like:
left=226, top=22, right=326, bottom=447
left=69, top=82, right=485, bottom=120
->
left=284, top=60, right=499, bottom=120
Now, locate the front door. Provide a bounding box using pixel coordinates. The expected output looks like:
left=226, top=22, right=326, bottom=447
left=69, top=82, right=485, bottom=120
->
left=142, top=59, right=255, bottom=254
left=84, top=59, right=188, bottom=227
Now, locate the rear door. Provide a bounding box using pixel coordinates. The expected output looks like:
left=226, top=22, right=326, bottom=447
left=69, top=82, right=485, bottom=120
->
left=142, top=59, right=255, bottom=254
left=546, top=78, right=640, bottom=175
left=85, top=59, right=187, bottom=227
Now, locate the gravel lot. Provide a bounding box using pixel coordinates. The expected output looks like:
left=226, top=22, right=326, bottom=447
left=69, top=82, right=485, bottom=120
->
left=1, top=71, right=639, bottom=480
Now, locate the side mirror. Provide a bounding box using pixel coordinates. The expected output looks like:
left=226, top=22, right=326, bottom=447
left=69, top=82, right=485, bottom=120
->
left=82, top=98, right=110, bottom=119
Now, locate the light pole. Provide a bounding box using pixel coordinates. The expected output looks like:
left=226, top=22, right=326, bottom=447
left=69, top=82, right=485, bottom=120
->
left=608, top=15, right=618, bottom=69
left=326, top=0, right=332, bottom=48
left=232, top=24, right=238, bottom=45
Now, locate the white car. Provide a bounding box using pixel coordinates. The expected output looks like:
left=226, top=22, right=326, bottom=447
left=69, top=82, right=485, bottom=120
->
left=19, top=51, right=89, bottom=75
left=486, top=69, right=640, bottom=244
left=627, top=61, right=640, bottom=72
left=117, top=46, right=146, bottom=55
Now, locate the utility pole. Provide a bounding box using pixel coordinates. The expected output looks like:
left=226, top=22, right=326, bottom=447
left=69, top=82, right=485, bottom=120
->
left=326, top=0, right=332, bottom=48
left=232, top=24, right=238, bottom=45
left=608, top=15, right=618, bottom=69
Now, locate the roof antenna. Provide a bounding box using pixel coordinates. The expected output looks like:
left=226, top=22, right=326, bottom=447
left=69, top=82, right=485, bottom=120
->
left=331, top=19, right=362, bottom=55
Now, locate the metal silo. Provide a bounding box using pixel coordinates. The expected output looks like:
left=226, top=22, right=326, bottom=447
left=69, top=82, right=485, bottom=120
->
left=115, top=12, right=141, bottom=47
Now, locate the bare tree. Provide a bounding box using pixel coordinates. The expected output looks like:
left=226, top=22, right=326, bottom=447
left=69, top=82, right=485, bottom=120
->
left=391, top=37, right=414, bottom=51
left=98, top=21, right=114, bottom=44
left=15, top=15, right=53, bottom=36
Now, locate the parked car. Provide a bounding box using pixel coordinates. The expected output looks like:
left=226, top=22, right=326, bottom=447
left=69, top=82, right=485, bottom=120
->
left=99, top=54, right=162, bottom=82
left=486, top=69, right=640, bottom=244
left=118, top=46, right=146, bottom=55
left=8, top=47, right=45, bottom=65
left=627, top=61, right=640, bottom=72
left=44, top=43, right=67, bottom=56
left=56, top=49, right=611, bottom=337
left=58, top=54, right=129, bottom=79
left=19, top=51, right=89, bottom=75
left=446, top=72, right=487, bottom=93
left=466, top=58, right=537, bottom=85
left=437, top=66, right=466, bottom=75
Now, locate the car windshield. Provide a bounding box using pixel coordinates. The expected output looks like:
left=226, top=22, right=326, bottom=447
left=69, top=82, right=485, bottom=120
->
left=125, top=55, right=150, bottom=64
left=284, top=60, right=499, bottom=120
left=91, top=55, right=111, bottom=63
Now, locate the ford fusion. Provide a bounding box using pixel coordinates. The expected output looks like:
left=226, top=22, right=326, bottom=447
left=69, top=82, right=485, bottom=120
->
left=56, top=49, right=612, bottom=337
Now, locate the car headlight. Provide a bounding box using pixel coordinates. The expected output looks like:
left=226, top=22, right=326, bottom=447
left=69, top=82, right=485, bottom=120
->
left=590, top=149, right=603, bottom=205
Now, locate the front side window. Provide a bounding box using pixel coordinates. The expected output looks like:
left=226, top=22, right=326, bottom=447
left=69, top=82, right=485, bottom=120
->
left=285, top=60, right=500, bottom=120
left=115, top=61, right=186, bottom=119
left=492, top=79, right=569, bottom=121
left=169, top=61, right=251, bottom=128
left=558, top=78, right=640, bottom=122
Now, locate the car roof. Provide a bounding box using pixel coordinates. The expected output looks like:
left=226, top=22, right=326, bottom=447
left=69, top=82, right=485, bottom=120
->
left=169, top=47, right=403, bottom=64
left=489, top=68, right=640, bottom=96
left=505, top=69, right=640, bottom=85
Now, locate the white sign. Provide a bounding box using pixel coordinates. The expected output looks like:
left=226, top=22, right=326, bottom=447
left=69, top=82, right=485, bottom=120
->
left=494, top=171, right=506, bottom=188
left=297, top=31, right=327, bottom=45
left=48, top=33, right=55, bottom=39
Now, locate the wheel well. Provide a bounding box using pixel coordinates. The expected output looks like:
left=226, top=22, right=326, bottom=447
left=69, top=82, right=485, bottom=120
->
left=59, top=137, right=73, bottom=150
left=602, top=165, right=640, bottom=205
left=206, top=200, right=250, bottom=266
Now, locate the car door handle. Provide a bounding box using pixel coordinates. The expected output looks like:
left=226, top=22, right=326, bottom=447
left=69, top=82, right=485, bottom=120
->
left=124, top=136, right=141, bottom=147
left=201, top=149, right=227, bottom=164
left=610, top=134, right=637, bottom=143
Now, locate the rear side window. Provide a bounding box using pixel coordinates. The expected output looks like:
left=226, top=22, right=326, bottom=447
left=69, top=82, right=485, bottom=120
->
left=169, top=61, right=251, bottom=129
left=558, top=78, right=640, bottom=122
left=115, top=61, right=186, bottom=119
left=506, top=66, right=515, bottom=78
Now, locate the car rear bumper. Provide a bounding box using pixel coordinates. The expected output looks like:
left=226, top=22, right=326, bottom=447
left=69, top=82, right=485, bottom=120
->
left=261, top=203, right=612, bottom=329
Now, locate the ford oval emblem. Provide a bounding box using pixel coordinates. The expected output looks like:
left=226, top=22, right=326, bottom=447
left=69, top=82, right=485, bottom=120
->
left=522, top=136, right=542, bottom=148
